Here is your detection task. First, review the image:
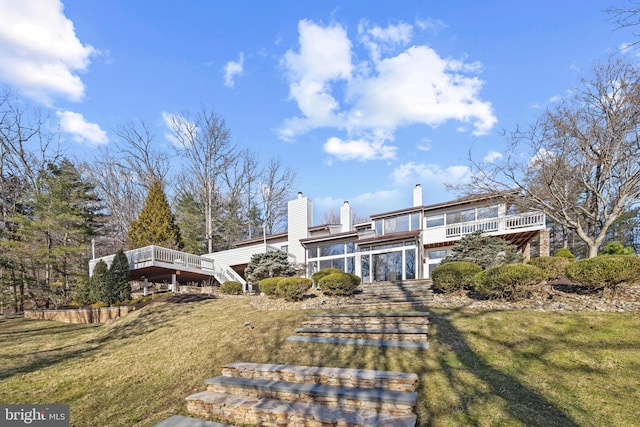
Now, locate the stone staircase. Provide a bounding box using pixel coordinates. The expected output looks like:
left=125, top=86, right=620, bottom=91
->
left=181, top=362, right=418, bottom=427
left=350, top=280, right=433, bottom=308
left=286, top=312, right=429, bottom=350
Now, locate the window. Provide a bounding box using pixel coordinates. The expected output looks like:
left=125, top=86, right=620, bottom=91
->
left=446, top=209, right=475, bottom=225
left=396, top=215, right=410, bottom=232
left=384, top=217, right=397, bottom=233
left=307, top=247, right=318, bottom=258
left=477, top=206, right=499, bottom=220
left=428, top=250, right=447, bottom=260
left=320, top=243, right=344, bottom=257
left=346, top=242, right=355, bottom=253
left=281, top=245, right=288, bottom=253
left=405, top=248, right=416, bottom=280
left=426, top=214, right=444, bottom=228
left=375, top=219, right=383, bottom=235
left=361, top=254, right=371, bottom=282
left=411, top=213, right=420, bottom=230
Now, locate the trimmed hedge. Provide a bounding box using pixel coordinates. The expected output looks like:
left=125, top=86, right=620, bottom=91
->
left=220, top=281, right=243, bottom=295
left=474, top=263, right=547, bottom=301
left=527, top=256, right=571, bottom=280
left=318, top=272, right=360, bottom=296
left=277, top=277, right=313, bottom=301
left=312, top=268, right=342, bottom=285
left=258, top=277, right=281, bottom=297
left=554, top=248, right=575, bottom=260
left=431, top=261, right=482, bottom=293
left=565, top=255, right=640, bottom=293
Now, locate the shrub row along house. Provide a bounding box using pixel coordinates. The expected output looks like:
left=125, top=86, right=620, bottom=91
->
left=89, top=185, right=548, bottom=291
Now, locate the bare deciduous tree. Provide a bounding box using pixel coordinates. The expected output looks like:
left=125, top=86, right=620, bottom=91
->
left=167, top=108, right=239, bottom=252
left=259, top=157, right=297, bottom=234
left=459, top=57, right=640, bottom=258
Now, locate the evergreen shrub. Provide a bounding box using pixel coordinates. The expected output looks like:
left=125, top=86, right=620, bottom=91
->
left=431, top=261, right=482, bottom=293
left=277, top=277, right=312, bottom=301
left=554, top=248, right=575, bottom=260
left=312, top=268, right=342, bottom=285
left=527, top=256, right=571, bottom=280
left=474, top=263, right=546, bottom=301
left=565, top=256, right=640, bottom=293
left=318, top=272, right=360, bottom=296
left=258, top=277, right=281, bottom=297
left=220, top=281, right=243, bottom=295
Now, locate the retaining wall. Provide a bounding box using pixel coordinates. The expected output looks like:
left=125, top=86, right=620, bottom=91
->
left=24, top=306, right=135, bottom=324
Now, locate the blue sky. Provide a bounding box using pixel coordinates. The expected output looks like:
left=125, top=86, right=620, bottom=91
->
left=0, top=0, right=634, bottom=223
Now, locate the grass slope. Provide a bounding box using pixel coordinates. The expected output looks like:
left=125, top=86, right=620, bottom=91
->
left=1, top=297, right=639, bottom=426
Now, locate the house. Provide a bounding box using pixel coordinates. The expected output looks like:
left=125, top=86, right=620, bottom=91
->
left=89, top=185, right=548, bottom=290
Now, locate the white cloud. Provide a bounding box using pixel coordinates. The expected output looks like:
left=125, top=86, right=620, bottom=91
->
left=415, top=18, right=448, bottom=33
left=323, top=136, right=396, bottom=161
left=483, top=150, right=503, bottom=163
left=391, top=162, right=472, bottom=187
left=358, top=21, right=412, bottom=63
left=224, top=53, right=244, bottom=87
left=0, top=0, right=96, bottom=105
left=56, top=110, right=107, bottom=146
left=278, top=19, right=497, bottom=153
left=279, top=20, right=353, bottom=138
left=162, top=111, right=198, bottom=149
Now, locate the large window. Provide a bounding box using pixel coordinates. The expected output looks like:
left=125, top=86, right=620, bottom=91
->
left=375, top=212, right=421, bottom=235
left=426, top=214, right=444, bottom=228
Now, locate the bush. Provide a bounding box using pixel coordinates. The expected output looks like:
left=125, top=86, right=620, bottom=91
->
left=258, top=277, right=281, bottom=297
left=277, top=277, right=312, bottom=301
left=474, top=263, right=547, bottom=301
left=318, top=272, right=360, bottom=296
left=565, top=256, right=640, bottom=293
left=431, top=261, right=482, bottom=293
left=220, top=281, right=243, bottom=295
left=312, top=268, right=342, bottom=285
left=527, top=256, right=571, bottom=280
left=601, top=241, right=635, bottom=256
left=554, top=248, right=575, bottom=260
left=441, top=230, right=523, bottom=269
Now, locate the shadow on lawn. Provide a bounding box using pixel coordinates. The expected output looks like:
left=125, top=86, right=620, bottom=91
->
left=426, top=307, right=579, bottom=427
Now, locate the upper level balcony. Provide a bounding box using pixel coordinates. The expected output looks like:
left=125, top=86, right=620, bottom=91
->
left=423, top=211, right=546, bottom=245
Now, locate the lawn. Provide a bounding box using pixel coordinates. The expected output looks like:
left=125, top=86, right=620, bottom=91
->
left=0, top=296, right=638, bottom=426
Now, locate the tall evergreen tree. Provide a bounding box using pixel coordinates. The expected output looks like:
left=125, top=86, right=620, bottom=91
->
left=89, top=259, right=108, bottom=304
left=108, top=249, right=131, bottom=302
left=128, top=180, right=183, bottom=250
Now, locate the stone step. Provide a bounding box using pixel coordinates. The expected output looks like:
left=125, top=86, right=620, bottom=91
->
left=302, top=320, right=428, bottom=328
left=348, top=300, right=432, bottom=308
left=351, top=297, right=433, bottom=304
left=153, top=415, right=232, bottom=427
left=221, top=363, right=418, bottom=392
left=202, top=377, right=417, bottom=415
left=294, top=328, right=428, bottom=342
left=356, top=286, right=432, bottom=293
left=286, top=335, right=430, bottom=349
left=307, top=312, right=430, bottom=318
left=186, top=391, right=417, bottom=427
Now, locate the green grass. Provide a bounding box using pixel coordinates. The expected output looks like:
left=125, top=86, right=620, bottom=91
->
left=1, top=298, right=639, bottom=426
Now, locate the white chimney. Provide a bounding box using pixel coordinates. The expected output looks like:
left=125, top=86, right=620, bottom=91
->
left=413, top=184, right=423, bottom=207
left=340, top=201, right=352, bottom=232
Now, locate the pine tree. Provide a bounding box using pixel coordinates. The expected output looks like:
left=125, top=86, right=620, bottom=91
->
left=89, top=259, right=108, bottom=304
left=108, top=249, right=131, bottom=302
left=128, top=180, right=183, bottom=250
left=441, top=231, right=523, bottom=269
left=245, top=250, right=297, bottom=283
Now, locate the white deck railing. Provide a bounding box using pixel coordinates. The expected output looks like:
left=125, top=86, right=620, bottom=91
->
left=445, top=212, right=545, bottom=238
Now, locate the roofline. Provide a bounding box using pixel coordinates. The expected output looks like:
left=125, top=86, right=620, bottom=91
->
left=370, top=191, right=518, bottom=220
